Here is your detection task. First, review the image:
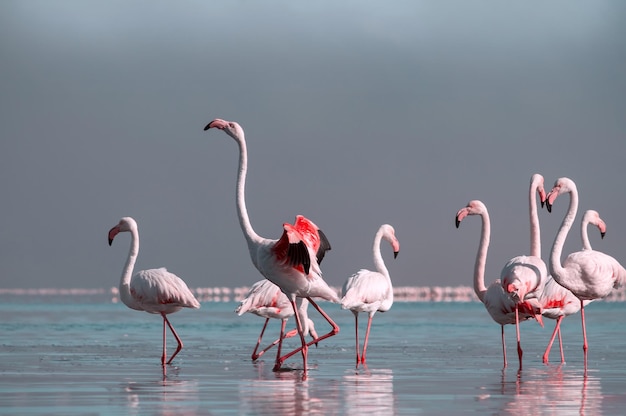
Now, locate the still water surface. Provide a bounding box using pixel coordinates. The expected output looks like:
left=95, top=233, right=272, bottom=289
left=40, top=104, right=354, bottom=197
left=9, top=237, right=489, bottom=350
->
left=1, top=296, right=625, bottom=415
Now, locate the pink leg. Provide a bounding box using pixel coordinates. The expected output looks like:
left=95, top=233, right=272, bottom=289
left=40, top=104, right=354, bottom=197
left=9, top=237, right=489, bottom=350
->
left=161, top=315, right=167, bottom=366
left=353, top=312, right=360, bottom=367
left=274, top=297, right=340, bottom=370
left=273, top=319, right=288, bottom=368
left=251, top=318, right=270, bottom=360
left=580, top=300, right=588, bottom=371
left=557, top=323, right=565, bottom=363
left=501, top=325, right=508, bottom=368
left=163, top=314, right=183, bottom=365
left=274, top=298, right=308, bottom=377
left=361, top=314, right=375, bottom=365
left=515, top=306, right=523, bottom=370
left=543, top=316, right=563, bottom=364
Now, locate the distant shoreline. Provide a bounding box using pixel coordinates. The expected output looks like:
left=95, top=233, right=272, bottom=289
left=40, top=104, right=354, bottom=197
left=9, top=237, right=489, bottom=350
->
left=2, top=285, right=625, bottom=302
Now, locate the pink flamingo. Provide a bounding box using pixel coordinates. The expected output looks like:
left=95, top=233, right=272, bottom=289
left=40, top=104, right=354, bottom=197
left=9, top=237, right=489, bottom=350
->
left=455, top=200, right=543, bottom=368
left=235, top=279, right=318, bottom=363
left=499, top=173, right=549, bottom=368
left=108, top=217, right=200, bottom=366
left=341, top=224, right=400, bottom=367
left=204, top=119, right=339, bottom=378
left=540, top=210, right=606, bottom=364
left=546, top=177, right=626, bottom=369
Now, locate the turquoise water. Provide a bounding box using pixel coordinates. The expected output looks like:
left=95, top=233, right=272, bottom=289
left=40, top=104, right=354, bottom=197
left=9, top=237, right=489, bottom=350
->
left=1, top=296, right=625, bottom=415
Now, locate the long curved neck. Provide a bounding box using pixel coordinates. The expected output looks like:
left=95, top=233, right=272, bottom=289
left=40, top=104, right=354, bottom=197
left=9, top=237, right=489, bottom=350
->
left=119, top=227, right=139, bottom=308
left=581, top=216, right=592, bottom=250
left=529, top=181, right=541, bottom=258
left=549, top=188, right=578, bottom=282
left=473, top=211, right=490, bottom=303
left=372, top=230, right=391, bottom=280
left=233, top=134, right=263, bottom=246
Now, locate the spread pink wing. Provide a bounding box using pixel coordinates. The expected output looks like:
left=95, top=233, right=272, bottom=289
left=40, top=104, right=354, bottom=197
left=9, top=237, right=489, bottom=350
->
left=293, top=215, right=331, bottom=265
left=272, top=216, right=331, bottom=275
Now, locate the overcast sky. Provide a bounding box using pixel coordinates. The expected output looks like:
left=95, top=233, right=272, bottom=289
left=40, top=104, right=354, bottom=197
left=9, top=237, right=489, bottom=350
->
left=1, top=1, right=625, bottom=291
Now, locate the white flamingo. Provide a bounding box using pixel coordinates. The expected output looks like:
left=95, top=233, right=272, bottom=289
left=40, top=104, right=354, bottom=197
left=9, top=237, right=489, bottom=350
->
left=540, top=209, right=606, bottom=364
left=455, top=200, right=543, bottom=369
left=341, top=224, right=400, bottom=367
left=236, top=279, right=318, bottom=363
left=204, top=118, right=339, bottom=377
left=108, top=217, right=200, bottom=366
left=498, top=173, right=549, bottom=368
left=546, top=177, right=626, bottom=369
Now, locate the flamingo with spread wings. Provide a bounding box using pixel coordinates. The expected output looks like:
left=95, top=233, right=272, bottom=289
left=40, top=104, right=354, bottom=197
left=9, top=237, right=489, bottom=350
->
left=204, top=119, right=339, bottom=378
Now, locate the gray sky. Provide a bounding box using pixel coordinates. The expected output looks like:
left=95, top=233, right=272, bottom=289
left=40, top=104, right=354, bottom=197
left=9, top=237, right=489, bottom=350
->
left=1, top=1, right=625, bottom=290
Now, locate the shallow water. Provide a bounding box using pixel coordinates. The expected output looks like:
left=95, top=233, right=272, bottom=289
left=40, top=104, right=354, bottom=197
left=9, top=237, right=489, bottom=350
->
left=1, top=296, right=625, bottom=415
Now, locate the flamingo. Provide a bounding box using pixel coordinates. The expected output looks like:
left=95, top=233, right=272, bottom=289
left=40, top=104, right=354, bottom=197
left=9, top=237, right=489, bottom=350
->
left=204, top=118, right=339, bottom=377
left=235, top=279, right=319, bottom=364
left=540, top=210, right=606, bottom=364
left=498, top=173, right=549, bottom=368
left=545, top=177, right=626, bottom=369
left=108, top=217, right=200, bottom=366
left=455, top=200, right=543, bottom=368
left=341, top=224, right=400, bottom=367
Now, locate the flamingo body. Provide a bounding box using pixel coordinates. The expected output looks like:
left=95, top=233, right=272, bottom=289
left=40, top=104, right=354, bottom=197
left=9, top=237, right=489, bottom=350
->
left=236, top=279, right=318, bottom=362
left=341, top=224, right=400, bottom=366
left=546, top=177, right=626, bottom=368
left=204, top=118, right=339, bottom=377
left=108, top=217, right=200, bottom=366
left=455, top=200, right=542, bottom=368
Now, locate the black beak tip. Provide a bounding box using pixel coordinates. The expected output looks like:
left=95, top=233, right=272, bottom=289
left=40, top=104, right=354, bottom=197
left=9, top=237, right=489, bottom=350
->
left=203, top=124, right=211, bottom=131
left=394, top=251, right=399, bottom=259
left=108, top=238, right=113, bottom=246
left=601, top=232, right=606, bottom=239
left=455, top=218, right=460, bottom=228
left=546, top=203, right=553, bottom=213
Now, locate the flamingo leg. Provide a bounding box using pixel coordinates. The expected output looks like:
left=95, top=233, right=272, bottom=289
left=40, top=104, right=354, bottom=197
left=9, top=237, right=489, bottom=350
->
left=501, top=325, right=507, bottom=368
left=163, top=314, right=183, bottom=365
left=353, top=312, right=360, bottom=367
left=161, top=315, right=167, bottom=366
left=580, top=299, right=588, bottom=371
left=272, top=318, right=288, bottom=368
left=251, top=318, right=270, bottom=360
left=557, top=323, right=565, bottom=363
left=515, top=306, right=523, bottom=370
left=361, top=314, right=375, bottom=365
left=274, top=297, right=340, bottom=371
left=274, top=298, right=308, bottom=376
left=543, top=316, right=563, bottom=364
left=306, top=297, right=340, bottom=345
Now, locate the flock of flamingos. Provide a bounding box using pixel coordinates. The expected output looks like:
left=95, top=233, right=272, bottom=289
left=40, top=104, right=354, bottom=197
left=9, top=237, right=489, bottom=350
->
left=107, top=118, right=626, bottom=379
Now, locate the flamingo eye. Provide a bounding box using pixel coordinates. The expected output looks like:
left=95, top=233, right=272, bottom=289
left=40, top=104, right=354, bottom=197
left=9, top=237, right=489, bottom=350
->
left=229, top=123, right=235, bottom=128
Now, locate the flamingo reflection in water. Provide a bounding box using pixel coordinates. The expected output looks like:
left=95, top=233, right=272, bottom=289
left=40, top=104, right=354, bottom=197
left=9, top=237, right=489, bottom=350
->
left=496, top=367, right=602, bottom=415
left=342, top=368, right=395, bottom=415
left=237, top=371, right=341, bottom=415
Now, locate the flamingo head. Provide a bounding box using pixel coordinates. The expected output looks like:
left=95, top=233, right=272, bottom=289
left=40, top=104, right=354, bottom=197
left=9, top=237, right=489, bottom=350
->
left=108, top=217, right=137, bottom=246
left=455, top=200, right=486, bottom=228
left=584, top=209, right=607, bottom=239
left=204, top=118, right=244, bottom=142
left=545, top=177, right=576, bottom=213
left=381, top=224, right=400, bottom=258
